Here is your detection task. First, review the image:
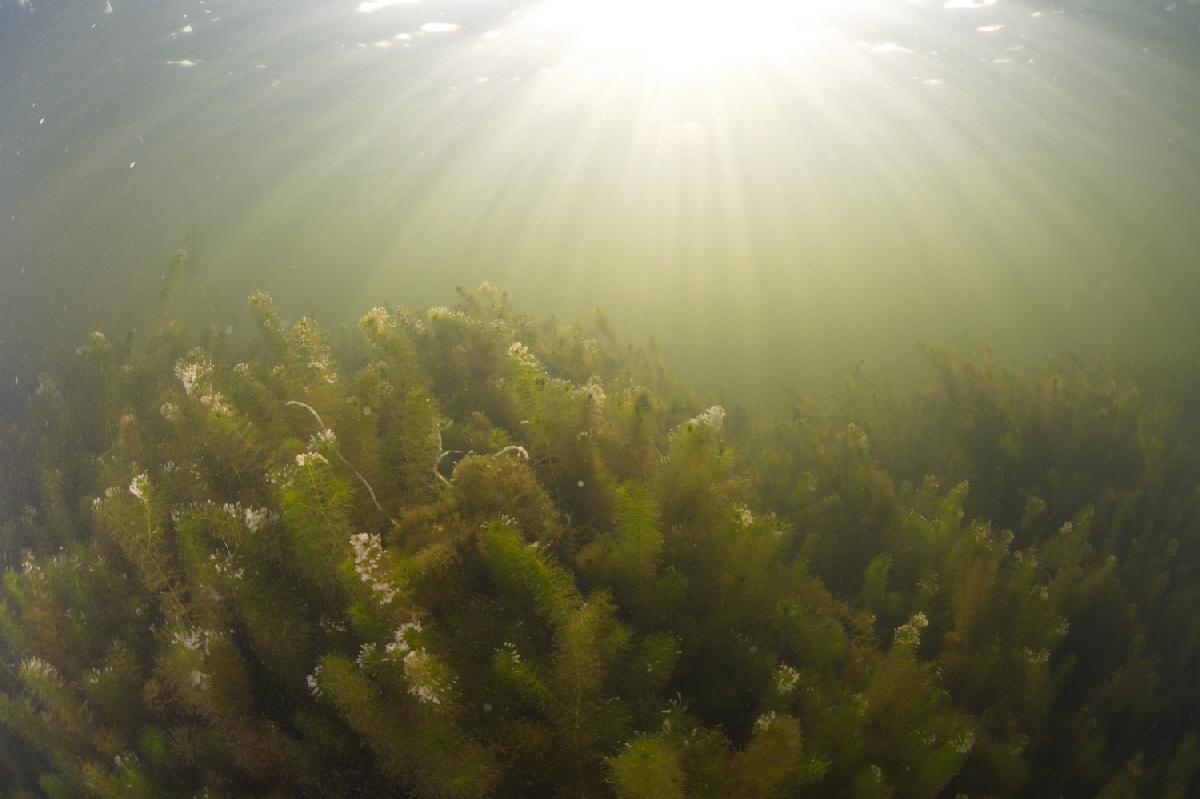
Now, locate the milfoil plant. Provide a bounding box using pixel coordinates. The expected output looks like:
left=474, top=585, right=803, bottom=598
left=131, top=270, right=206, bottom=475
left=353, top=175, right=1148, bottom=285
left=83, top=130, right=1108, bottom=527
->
left=1, top=285, right=1198, bottom=797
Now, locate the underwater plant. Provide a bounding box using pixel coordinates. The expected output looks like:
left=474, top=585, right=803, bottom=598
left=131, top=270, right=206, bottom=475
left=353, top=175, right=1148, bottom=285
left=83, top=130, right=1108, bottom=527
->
left=0, top=284, right=1198, bottom=797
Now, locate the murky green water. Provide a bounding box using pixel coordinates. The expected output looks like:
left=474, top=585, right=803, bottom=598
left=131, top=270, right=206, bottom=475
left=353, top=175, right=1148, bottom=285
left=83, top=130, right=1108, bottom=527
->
left=3, top=0, right=1200, bottom=401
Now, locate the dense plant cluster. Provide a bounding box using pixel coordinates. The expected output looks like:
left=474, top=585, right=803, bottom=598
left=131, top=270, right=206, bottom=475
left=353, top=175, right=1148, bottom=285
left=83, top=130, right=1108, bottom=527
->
left=0, top=285, right=1198, bottom=797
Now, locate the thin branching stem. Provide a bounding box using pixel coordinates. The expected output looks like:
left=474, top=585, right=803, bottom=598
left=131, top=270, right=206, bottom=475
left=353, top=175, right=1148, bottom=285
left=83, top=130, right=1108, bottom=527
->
left=285, top=400, right=385, bottom=514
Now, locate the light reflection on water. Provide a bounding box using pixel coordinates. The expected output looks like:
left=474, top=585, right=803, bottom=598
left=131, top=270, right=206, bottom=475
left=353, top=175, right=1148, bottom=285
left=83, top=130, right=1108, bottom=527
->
left=0, top=0, right=1199, bottom=408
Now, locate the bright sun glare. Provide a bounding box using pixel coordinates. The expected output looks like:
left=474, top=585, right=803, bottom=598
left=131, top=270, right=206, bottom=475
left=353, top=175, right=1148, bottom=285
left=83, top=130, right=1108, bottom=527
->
left=525, top=0, right=850, bottom=75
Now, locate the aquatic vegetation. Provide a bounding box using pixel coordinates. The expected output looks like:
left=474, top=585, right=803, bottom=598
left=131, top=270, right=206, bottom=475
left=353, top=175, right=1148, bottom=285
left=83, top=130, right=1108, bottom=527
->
left=1, top=287, right=1199, bottom=797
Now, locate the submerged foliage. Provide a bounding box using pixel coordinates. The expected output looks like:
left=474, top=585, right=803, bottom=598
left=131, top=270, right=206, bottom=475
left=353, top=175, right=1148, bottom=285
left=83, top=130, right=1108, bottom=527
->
left=1, top=284, right=1198, bottom=797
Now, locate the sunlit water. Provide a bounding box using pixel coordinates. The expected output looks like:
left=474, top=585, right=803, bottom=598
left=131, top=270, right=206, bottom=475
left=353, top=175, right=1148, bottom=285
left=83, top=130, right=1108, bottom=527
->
left=2, top=0, right=1200, bottom=411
